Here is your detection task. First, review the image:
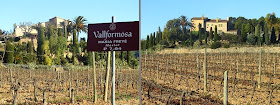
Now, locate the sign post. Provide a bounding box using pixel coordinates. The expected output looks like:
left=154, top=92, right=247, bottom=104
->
left=111, top=16, right=116, bottom=105
left=87, top=17, right=139, bottom=105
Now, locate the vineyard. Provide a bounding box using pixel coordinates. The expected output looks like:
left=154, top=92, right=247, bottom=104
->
left=0, top=64, right=139, bottom=104
left=141, top=48, right=280, bottom=105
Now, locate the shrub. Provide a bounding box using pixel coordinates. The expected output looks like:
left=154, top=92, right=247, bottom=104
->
left=159, top=40, right=169, bottom=47
left=193, top=40, right=201, bottom=48
left=223, top=43, right=230, bottom=48
left=207, top=40, right=214, bottom=46
left=247, top=33, right=256, bottom=45
left=210, top=42, right=221, bottom=49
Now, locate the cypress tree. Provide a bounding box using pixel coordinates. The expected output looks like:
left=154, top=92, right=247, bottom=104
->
left=241, top=24, right=247, bottom=42
left=4, top=40, right=14, bottom=63
left=149, top=33, right=153, bottom=48
left=156, top=32, right=159, bottom=44
left=120, top=51, right=124, bottom=61
left=271, top=26, right=276, bottom=44
left=27, top=41, right=33, bottom=54
left=126, top=51, right=129, bottom=65
left=205, top=30, right=208, bottom=45
left=264, top=24, right=270, bottom=45
left=214, top=25, right=218, bottom=42
left=58, top=28, right=63, bottom=37
left=37, top=26, right=45, bottom=64
left=209, top=27, right=213, bottom=40
left=190, top=32, right=193, bottom=46
left=158, top=27, right=162, bottom=42
left=198, top=24, right=202, bottom=42
left=146, top=35, right=150, bottom=49
left=153, top=32, right=156, bottom=46
left=255, top=24, right=261, bottom=45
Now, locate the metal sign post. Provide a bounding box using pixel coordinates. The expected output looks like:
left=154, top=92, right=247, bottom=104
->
left=111, top=16, right=116, bottom=105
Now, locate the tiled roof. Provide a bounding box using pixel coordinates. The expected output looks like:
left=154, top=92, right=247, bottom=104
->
left=191, top=17, right=208, bottom=20
left=207, top=19, right=228, bottom=23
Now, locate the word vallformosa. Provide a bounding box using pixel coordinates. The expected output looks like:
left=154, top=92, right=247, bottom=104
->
left=93, top=30, right=132, bottom=39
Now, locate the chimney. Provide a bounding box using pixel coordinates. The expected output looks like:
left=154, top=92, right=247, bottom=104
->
left=216, top=17, right=218, bottom=22
left=202, top=15, right=204, bottom=20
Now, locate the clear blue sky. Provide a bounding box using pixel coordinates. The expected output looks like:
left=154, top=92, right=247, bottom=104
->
left=0, top=0, right=139, bottom=40
left=141, top=0, right=280, bottom=39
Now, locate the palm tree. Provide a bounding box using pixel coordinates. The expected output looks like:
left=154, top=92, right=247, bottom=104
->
left=73, top=16, right=87, bottom=42
left=179, top=15, right=188, bottom=41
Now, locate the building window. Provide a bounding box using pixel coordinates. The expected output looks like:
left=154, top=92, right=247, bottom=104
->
left=207, top=24, right=209, bottom=26
left=221, top=24, right=223, bottom=27
left=211, top=24, right=213, bottom=26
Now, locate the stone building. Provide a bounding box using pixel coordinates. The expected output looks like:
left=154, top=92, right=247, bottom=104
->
left=191, top=15, right=237, bottom=35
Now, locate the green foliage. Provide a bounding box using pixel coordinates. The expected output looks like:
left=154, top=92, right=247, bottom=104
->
left=207, top=40, right=214, bottom=46
left=80, top=39, right=87, bottom=52
left=58, top=28, right=63, bottom=36
left=4, top=40, right=14, bottom=63
left=245, top=23, right=252, bottom=33
left=44, top=55, right=52, bottom=65
left=27, top=41, right=33, bottom=54
left=221, top=33, right=238, bottom=43
left=159, top=40, right=169, bottom=47
left=210, top=41, right=222, bottom=49
left=247, top=34, right=256, bottom=45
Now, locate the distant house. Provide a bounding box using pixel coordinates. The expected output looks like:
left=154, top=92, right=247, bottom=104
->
left=13, top=17, right=73, bottom=50
left=191, top=15, right=237, bottom=35
left=14, top=16, right=72, bottom=41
